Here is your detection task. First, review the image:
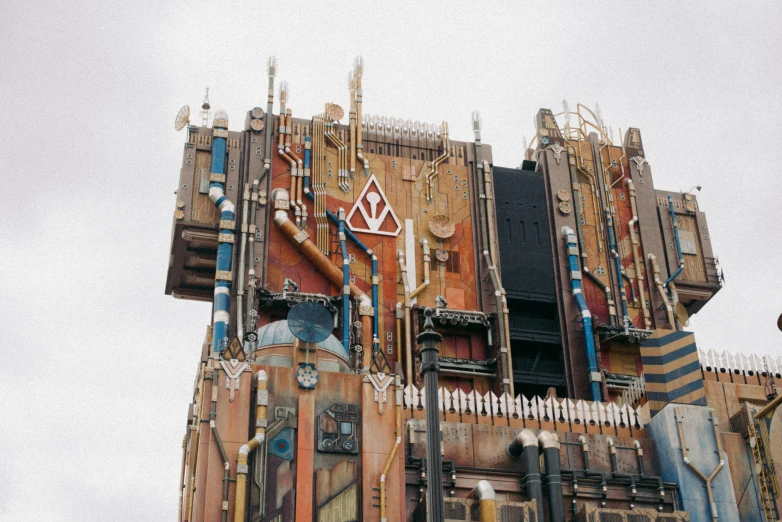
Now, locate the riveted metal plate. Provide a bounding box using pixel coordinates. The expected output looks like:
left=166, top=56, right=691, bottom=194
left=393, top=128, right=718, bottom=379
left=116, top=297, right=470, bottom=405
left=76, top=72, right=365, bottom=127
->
left=293, top=231, right=309, bottom=244
left=256, top=418, right=268, bottom=428
left=359, top=306, right=374, bottom=316
left=275, top=199, right=290, bottom=210
left=218, top=233, right=235, bottom=244
left=219, top=219, right=236, bottom=230
left=257, top=389, right=268, bottom=405
left=210, top=173, right=226, bottom=183
left=215, top=270, right=233, bottom=281
left=236, top=464, right=249, bottom=474
left=213, top=128, right=228, bottom=138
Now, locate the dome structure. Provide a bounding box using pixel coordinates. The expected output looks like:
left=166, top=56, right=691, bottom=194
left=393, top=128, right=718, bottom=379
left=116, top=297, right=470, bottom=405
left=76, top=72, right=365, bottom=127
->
left=256, top=320, right=348, bottom=361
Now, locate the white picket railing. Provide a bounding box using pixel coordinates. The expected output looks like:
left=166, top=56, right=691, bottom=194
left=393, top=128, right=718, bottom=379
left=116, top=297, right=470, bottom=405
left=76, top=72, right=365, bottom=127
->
left=404, top=385, right=647, bottom=434
left=698, top=349, right=782, bottom=378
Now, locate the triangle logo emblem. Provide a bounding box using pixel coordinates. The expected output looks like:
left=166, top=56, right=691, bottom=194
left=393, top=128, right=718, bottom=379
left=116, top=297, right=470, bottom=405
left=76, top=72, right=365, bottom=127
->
left=346, top=174, right=402, bottom=237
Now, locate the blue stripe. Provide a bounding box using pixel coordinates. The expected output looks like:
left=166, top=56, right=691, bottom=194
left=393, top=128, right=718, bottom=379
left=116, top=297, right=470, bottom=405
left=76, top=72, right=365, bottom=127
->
left=210, top=137, right=226, bottom=173
left=646, top=379, right=704, bottom=403
left=641, top=342, right=698, bottom=367
left=644, top=359, right=702, bottom=384
left=641, top=329, right=692, bottom=348
left=214, top=293, right=230, bottom=311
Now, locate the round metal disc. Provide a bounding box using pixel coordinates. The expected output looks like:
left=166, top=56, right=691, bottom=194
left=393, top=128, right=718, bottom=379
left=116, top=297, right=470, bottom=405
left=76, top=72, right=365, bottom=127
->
left=675, top=302, right=690, bottom=327
left=435, top=249, right=449, bottom=262
left=428, top=215, right=455, bottom=239
left=558, top=201, right=571, bottom=214
left=288, top=302, right=333, bottom=343
left=175, top=105, right=190, bottom=131
left=325, top=103, right=344, bottom=121
left=250, top=107, right=265, bottom=119
left=250, top=119, right=264, bottom=132
left=557, top=190, right=570, bottom=202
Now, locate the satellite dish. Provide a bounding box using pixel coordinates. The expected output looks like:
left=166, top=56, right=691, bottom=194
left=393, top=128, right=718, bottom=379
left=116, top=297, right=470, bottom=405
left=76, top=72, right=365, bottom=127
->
left=175, top=105, right=191, bottom=131
left=250, top=119, right=264, bottom=132
left=428, top=215, right=455, bottom=239
left=325, top=103, right=344, bottom=121
left=675, top=302, right=690, bottom=327
left=777, top=312, right=782, bottom=332
left=250, top=107, right=265, bottom=120
left=288, top=302, right=333, bottom=344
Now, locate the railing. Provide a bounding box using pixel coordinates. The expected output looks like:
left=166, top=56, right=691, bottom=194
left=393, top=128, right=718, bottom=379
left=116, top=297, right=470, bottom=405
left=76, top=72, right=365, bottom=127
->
left=512, top=357, right=564, bottom=375
left=404, top=385, right=647, bottom=435
left=619, top=374, right=646, bottom=406
left=699, top=349, right=782, bottom=380
left=507, top=315, right=560, bottom=333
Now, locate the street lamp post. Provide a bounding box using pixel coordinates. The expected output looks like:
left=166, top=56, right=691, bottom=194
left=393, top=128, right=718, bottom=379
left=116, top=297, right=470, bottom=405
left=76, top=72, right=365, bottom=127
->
left=418, top=307, right=444, bottom=522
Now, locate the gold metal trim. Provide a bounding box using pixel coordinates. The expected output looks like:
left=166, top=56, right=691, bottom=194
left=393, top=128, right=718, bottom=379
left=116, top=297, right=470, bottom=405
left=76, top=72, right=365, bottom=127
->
left=293, top=231, right=310, bottom=244
left=218, top=233, right=235, bottom=244
left=210, top=173, right=226, bottom=182
left=219, top=219, right=236, bottom=229
left=215, top=270, right=233, bottom=281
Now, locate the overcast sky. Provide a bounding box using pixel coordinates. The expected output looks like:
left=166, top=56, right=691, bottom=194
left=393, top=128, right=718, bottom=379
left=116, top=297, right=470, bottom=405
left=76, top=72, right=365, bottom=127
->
left=1, top=1, right=780, bottom=520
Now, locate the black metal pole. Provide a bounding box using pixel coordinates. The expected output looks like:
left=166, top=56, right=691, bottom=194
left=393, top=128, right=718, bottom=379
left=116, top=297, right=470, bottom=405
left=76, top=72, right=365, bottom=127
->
left=418, top=308, right=444, bottom=522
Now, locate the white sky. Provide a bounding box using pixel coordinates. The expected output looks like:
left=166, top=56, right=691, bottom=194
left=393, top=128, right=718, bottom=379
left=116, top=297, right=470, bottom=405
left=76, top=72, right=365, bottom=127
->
left=1, top=1, right=780, bottom=520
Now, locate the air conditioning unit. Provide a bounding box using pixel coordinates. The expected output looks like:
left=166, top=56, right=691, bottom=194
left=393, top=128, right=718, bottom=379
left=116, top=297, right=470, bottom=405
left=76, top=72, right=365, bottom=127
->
left=413, top=497, right=537, bottom=522
left=574, top=505, right=690, bottom=522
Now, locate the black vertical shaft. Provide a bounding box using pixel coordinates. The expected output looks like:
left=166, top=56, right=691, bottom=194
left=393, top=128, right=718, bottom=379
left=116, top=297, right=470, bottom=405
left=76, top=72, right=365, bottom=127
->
left=418, top=308, right=444, bottom=522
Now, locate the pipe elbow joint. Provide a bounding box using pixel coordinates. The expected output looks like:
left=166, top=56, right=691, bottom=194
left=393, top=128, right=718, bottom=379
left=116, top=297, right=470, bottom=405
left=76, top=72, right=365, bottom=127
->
left=256, top=370, right=268, bottom=382
left=538, top=431, right=560, bottom=449
left=473, top=480, right=496, bottom=501
left=518, top=429, right=538, bottom=448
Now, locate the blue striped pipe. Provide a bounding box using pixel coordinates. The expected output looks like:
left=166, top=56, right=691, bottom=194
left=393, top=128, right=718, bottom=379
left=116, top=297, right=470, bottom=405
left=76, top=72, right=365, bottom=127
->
left=664, top=195, right=684, bottom=287
left=208, top=110, right=236, bottom=355
left=338, top=210, right=350, bottom=355
left=371, top=255, right=379, bottom=355
left=605, top=211, right=629, bottom=330
left=562, top=226, right=602, bottom=402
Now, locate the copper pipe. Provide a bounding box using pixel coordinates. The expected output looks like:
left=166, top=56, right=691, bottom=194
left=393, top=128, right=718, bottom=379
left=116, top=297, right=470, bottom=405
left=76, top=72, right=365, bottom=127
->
left=233, top=371, right=269, bottom=522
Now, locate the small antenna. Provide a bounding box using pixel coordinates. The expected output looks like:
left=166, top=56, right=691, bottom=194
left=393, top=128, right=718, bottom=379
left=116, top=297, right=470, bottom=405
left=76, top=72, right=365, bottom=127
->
left=200, top=88, right=210, bottom=127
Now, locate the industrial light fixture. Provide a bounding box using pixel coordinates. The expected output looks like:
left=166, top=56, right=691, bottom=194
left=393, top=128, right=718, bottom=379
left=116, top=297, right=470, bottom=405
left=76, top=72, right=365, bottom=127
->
left=682, top=185, right=702, bottom=194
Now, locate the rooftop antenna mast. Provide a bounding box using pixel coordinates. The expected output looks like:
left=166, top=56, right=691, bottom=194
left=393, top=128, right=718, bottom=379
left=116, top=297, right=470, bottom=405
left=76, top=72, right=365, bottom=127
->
left=200, top=87, right=211, bottom=127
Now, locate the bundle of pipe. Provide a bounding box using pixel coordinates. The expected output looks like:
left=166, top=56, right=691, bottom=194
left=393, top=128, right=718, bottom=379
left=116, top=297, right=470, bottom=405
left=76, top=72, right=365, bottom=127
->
left=354, top=56, right=369, bottom=176
left=605, top=210, right=630, bottom=333
left=285, top=108, right=306, bottom=228
left=473, top=112, right=514, bottom=398
left=539, top=432, right=565, bottom=522
left=472, top=480, right=497, bottom=522
left=245, top=57, right=276, bottom=333
left=233, top=371, right=268, bottom=522
left=273, top=189, right=374, bottom=367
left=277, top=82, right=300, bottom=228
left=664, top=194, right=685, bottom=287
left=507, top=430, right=544, bottom=522
left=208, top=110, right=236, bottom=355
left=625, top=180, right=652, bottom=329
left=208, top=370, right=231, bottom=522
left=567, top=146, right=618, bottom=327
left=561, top=226, right=602, bottom=401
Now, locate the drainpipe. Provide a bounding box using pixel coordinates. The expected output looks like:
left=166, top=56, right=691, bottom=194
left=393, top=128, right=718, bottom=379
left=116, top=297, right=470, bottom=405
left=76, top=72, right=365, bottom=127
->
left=562, top=226, right=602, bottom=401
left=209, top=110, right=236, bottom=355
left=664, top=195, right=684, bottom=287
left=399, top=251, right=413, bottom=387
left=236, top=183, right=250, bottom=340
left=278, top=85, right=300, bottom=228
left=508, top=430, right=544, bottom=522
left=379, top=375, right=403, bottom=522
left=626, top=180, right=652, bottom=329
left=648, top=253, right=676, bottom=328
left=409, top=239, right=431, bottom=299
left=539, top=432, right=565, bottom=522
left=348, top=73, right=357, bottom=178
left=674, top=407, right=724, bottom=522
left=339, top=209, right=351, bottom=356
left=233, top=371, right=268, bottom=522
left=472, top=481, right=497, bottom=522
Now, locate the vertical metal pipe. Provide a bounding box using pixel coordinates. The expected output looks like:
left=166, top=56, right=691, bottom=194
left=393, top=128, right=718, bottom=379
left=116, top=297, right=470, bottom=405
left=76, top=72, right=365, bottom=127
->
left=508, top=430, right=544, bottom=522
left=339, top=210, right=350, bottom=356
left=209, top=111, right=236, bottom=355
left=664, top=195, right=685, bottom=287
left=562, top=226, right=602, bottom=401
left=539, top=432, right=565, bottom=522
left=472, top=481, right=497, bottom=522
left=418, top=308, right=445, bottom=522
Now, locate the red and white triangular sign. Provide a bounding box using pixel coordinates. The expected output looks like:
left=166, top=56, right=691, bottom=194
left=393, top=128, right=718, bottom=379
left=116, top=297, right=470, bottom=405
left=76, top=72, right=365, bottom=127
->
left=346, top=174, right=402, bottom=236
